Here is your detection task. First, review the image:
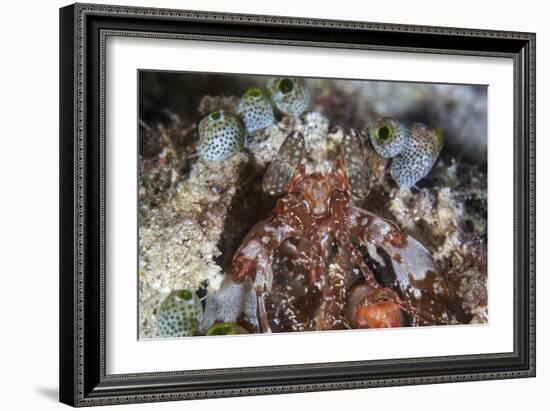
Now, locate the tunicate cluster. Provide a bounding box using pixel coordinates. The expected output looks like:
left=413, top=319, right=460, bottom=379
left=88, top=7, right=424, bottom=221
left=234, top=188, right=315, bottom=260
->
left=368, top=118, right=443, bottom=188
left=198, top=77, right=310, bottom=161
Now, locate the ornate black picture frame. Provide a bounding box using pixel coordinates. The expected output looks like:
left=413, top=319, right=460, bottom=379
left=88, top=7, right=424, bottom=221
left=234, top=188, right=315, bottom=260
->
left=59, top=3, right=535, bottom=407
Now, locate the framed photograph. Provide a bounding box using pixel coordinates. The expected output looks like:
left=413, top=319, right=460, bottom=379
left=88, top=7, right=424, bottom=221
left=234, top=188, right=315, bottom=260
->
left=59, top=3, right=535, bottom=407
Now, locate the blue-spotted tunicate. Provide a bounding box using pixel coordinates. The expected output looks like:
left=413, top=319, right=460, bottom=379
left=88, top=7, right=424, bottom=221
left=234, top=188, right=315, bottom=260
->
left=198, top=111, right=245, bottom=161
left=267, top=77, right=310, bottom=117
left=157, top=290, right=202, bottom=337
left=369, top=118, right=443, bottom=189
left=237, top=87, right=275, bottom=134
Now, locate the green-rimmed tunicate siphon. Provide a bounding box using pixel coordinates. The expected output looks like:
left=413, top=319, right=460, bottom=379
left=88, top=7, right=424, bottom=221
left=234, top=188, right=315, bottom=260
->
left=157, top=289, right=203, bottom=338
left=369, top=118, right=443, bottom=189
left=369, top=117, right=407, bottom=158
left=198, top=110, right=245, bottom=161
left=237, top=87, right=275, bottom=134
left=206, top=322, right=249, bottom=336
left=267, top=77, right=310, bottom=117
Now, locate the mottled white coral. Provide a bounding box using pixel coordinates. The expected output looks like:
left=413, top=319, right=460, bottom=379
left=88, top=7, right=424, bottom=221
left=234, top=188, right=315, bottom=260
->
left=138, top=275, right=163, bottom=338
left=140, top=153, right=248, bottom=297
left=388, top=182, right=487, bottom=322
left=389, top=187, right=463, bottom=238
left=246, top=123, right=287, bottom=167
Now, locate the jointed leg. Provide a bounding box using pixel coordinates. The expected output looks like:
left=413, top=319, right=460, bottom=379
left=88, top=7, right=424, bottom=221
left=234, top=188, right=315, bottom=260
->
left=336, top=213, right=439, bottom=325
left=346, top=207, right=451, bottom=325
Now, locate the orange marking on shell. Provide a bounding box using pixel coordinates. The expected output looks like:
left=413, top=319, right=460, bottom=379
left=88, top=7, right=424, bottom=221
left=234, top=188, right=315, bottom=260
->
left=355, top=301, right=402, bottom=328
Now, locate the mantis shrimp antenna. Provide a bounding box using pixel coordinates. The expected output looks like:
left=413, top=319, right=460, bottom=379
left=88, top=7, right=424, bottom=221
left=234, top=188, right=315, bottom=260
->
left=262, top=130, right=306, bottom=196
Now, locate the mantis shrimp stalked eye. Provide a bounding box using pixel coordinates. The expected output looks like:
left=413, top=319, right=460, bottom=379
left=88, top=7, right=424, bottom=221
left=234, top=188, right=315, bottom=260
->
left=262, top=130, right=306, bottom=196
left=341, top=128, right=370, bottom=198
left=237, top=87, right=275, bottom=134
left=198, top=110, right=245, bottom=161
left=267, top=77, right=310, bottom=117
left=368, top=118, right=443, bottom=189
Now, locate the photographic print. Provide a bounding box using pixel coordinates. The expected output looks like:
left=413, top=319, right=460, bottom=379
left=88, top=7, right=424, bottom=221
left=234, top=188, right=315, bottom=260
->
left=60, top=6, right=535, bottom=404
left=138, top=72, right=488, bottom=339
